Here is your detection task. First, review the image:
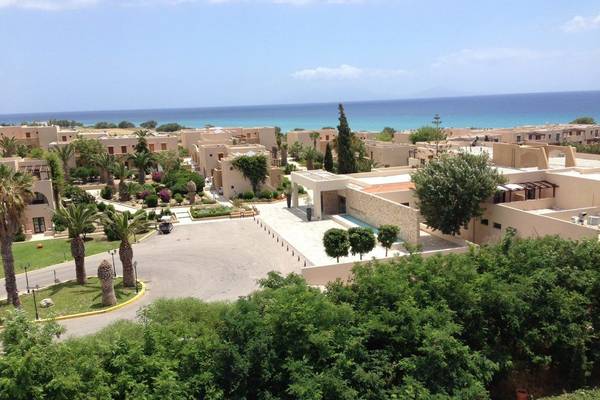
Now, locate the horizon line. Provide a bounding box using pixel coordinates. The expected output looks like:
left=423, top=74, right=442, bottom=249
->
left=1, top=88, right=599, bottom=119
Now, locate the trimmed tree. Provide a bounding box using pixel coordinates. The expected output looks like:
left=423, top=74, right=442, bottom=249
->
left=323, top=228, right=350, bottom=263
left=186, top=180, right=197, bottom=204
left=53, top=204, right=99, bottom=285
left=378, top=225, right=400, bottom=256
left=324, top=142, right=334, bottom=172
left=231, top=154, right=269, bottom=194
left=0, top=164, right=33, bottom=306
left=570, top=116, right=596, bottom=125
left=101, top=210, right=149, bottom=287
left=348, top=227, right=376, bottom=260
left=336, top=104, right=357, bottom=174
left=412, top=152, right=505, bottom=235
left=97, top=259, right=117, bottom=306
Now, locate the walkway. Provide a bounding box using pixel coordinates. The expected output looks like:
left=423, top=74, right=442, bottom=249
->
left=1, top=219, right=298, bottom=338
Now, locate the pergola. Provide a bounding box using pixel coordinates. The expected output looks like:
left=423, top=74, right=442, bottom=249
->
left=495, top=180, right=558, bottom=203
left=290, top=170, right=350, bottom=220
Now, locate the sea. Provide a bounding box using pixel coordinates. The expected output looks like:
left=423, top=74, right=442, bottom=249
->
left=1, top=91, right=599, bottom=132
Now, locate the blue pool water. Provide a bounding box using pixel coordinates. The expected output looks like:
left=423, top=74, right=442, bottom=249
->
left=339, top=214, right=379, bottom=235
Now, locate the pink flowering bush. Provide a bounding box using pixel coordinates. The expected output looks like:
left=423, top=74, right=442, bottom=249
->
left=152, top=171, right=164, bottom=183
left=158, top=188, right=171, bottom=202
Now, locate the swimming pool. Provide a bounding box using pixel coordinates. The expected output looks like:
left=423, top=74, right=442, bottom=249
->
left=337, top=214, right=379, bottom=234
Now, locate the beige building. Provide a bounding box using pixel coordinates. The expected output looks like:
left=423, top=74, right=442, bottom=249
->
left=212, top=144, right=282, bottom=199
left=364, top=140, right=414, bottom=168
left=0, top=125, right=78, bottom=150
left=0, top=157, right=56, bottom=237
left=286, top=128, right=338, bottom=154
left=447, top=124, right=600, bottom=145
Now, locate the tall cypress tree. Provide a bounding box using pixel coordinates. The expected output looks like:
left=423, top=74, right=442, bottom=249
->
left=324, top=142, right=334, bottom=172
left=336, top=104, right=356, bottom=174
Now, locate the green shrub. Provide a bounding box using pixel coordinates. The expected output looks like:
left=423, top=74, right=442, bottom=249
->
left=97, top=202, right=107, bottom=212
left=190, top=205, right=233, bottom=218
left=145, top=194, right=158, bottom=208
left=240, top=191, right=255, bottom=200
left=284, top=163, right=297, bottom=175
left=162, top=170, right=204, bottom=195
left=258, top=190, right=273, bottom=200
left=201, top=197, right=217, bottom=205
left=14, top=227, right=26, bottom=242
left=100, top=185, right=113, bottom=200
left=174, top=193, right=184, bottom=204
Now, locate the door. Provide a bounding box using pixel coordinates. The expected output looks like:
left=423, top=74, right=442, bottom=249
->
left=338, top=196, right=347, bottom=214
left=33, top=217, right=46, bottom=233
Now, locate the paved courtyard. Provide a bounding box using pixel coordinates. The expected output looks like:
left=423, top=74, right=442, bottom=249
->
left=255, top=200, right=462, bottom=266
left=1, top=219, right=300, bottom=337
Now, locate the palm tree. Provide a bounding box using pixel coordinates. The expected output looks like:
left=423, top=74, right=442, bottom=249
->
left=113, top=162, right=132, bottom=201
left=53, top=204, right=98, bottom=285
left=309, top=131, right=320, bottom=149
left=134, top=129, right=150, bottom=154
left=51, top=144, right=74, bottom=181
left=129, top=151, right=154, bottom=185
left=101, top=211, right=149, bottom=287
left=303, top=147, right=319, bottom=170
left=92, top=153, right=115, bottom=186
left=92, top=152, right=115, bottom=186
left=0, top=136, right=18, bottom=157
left=0, top=165, right=33, bottom=307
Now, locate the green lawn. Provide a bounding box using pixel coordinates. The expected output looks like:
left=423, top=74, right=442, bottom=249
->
left=0, top=277, right=140, bottom=322
left=0, top=237, right=120, bottom=278
left=541, top=389, right=600, bottom=399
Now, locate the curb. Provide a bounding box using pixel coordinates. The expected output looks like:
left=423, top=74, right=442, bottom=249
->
left=35, top=280, right=146, bottom=323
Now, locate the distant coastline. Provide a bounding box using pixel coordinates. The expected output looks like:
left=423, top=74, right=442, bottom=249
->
left=1, top=90, right=599, bottom=132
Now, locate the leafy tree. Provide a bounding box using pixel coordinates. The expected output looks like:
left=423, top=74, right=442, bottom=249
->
left=156, top=123, right=184, bottom=132
left=140, top=120, right=158, bottom=129
left=375, top=127, right=395, bottom=141
left=0, top=136, right=17, bottom=157
left=129, top=151, right=155, bottom=185
left=289, top=142, right=303, bottom=160
left=48, top=118, right=83, bottom=128
left=323, top=228, right=349, bottom=262
left=94, top=121, right=117, bottom=129
left=348, top=227, right=376, bottom=260
left=53, top=204, right=98, bottom=284
left=336, top=104, right=357, bottom=174
left=324, top=142, right=334, bottom=172
left=409, top=125, right=447, bottom=144
left=72, top=138, right=104, bottom=167
left=162, top=169, right=204, bottom=195
left=118, top=120, right=136, bottom=129
left=570, top=116, right=596, bottom=125
left=0, top=165, right=33, bottom=306
left=377, top=224, right=400, bottom=256
left=412, top=152, right=505, bottom=235
left=43, top=150, right=65, bottom=203
left=27, top=147, right=44, bottom=159
left=154, top=150, right=181, bottom=173
left=231, top=154, right=269, bottom=194
left=50, top=143, right=74, bottom=181
left=101, top=210, right=149, bottom=287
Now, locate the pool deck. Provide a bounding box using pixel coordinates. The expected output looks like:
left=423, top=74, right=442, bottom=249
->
left=255, top=200, right=461, bottom=267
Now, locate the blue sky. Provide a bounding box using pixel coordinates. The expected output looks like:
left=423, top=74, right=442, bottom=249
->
left=1, top=0, right=599, bottom=113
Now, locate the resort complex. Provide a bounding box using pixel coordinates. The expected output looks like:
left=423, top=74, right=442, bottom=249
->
left=1, top=112, right=600, bottom=400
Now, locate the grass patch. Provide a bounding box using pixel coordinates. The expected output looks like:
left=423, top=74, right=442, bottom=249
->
left=1, top=237, right=120, bottom=278
left=0, top=277, right=139, bottom=322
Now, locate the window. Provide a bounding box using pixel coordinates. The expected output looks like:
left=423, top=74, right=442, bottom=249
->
left=149, top=143, right=155, bottom=151
left=161, top=143, right=167, bottom=151
left=32, top=217, right=46, bottom=233
left=493, top=191, right=506, bottom=204
left=516, top=135, right=521, bottom=142
left=209, top=154, right=213, bottom=157
left=25, top=132, right=31, bottom=138
left=31, top=192, right=48, bottom=205
left=62, top=135, right=67, bottom=141
left=555, top=133, right=560, bottom=142
left=481, top=219, right=489, bottom=225
left=218, top=153, right=224, bottom=160
left=108, top=146, right=114, bottom=155
left=121, top=146, right=127, bottom=153
left=493, top=222, right=502, bottom=230
left=325, top=135, right=329, bottom=140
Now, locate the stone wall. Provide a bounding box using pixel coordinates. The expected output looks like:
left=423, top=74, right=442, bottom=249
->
left=345, top=188, right=420, bottom=244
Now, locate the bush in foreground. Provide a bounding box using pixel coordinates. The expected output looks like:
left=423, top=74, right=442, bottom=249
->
left=0, top=235, right=598, bottom=399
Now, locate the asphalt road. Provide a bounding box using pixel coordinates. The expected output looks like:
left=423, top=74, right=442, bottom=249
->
left=0, top=218, right=302, bottom=338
